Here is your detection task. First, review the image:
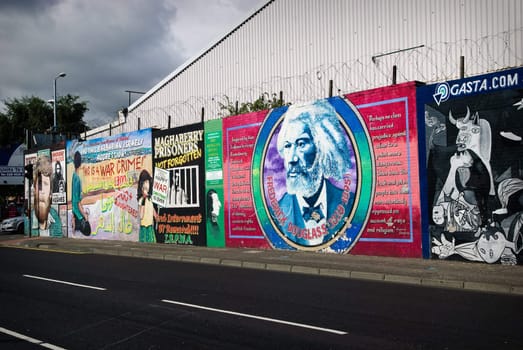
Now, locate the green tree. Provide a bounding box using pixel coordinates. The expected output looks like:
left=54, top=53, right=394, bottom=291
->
left=0, top=95, right=89, bottom=146
left=218, top=92, right=291, bottom=117
left=56, top=94, right=89, bottom=134
left=0, top=114, right=13, bottom=145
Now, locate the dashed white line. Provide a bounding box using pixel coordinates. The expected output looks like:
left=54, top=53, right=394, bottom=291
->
left=161, top=299, right=347, bottom=335
left=0, top=326, right=67, bottom=350
left=23, top=274, right=107, bottom=291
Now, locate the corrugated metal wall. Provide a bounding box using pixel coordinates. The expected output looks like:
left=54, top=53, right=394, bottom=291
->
left=89, top=0, right=522, bottom=138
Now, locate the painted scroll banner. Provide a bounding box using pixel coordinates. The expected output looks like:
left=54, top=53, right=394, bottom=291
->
left=347, top=82, right=423, bottom=258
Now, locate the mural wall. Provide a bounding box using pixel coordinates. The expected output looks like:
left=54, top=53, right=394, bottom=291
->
left=23, top=68, right=523, bottom=263
left=24, top=145, right=66, bottom=238
left=152, top=123, right=206, bottom=245
left=419, top=67, right=523, bottom=264
left=66, top=129, right=152, bottom=241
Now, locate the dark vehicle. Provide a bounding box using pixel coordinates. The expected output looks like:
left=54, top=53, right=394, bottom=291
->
left=0, top=216, right=24, bottom=234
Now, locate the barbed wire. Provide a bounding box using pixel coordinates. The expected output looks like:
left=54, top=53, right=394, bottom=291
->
left=96, top=28, right=522, bottom=137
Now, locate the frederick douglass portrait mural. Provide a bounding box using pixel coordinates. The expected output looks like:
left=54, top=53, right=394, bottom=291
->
left=254, top=98, right=372, bottom=251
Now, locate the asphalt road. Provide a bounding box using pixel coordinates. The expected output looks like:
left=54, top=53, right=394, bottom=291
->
left=0, top=247, right=522, bottom=350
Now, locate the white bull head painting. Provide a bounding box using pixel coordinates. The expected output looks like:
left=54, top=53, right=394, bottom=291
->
left=449, top=107, right=492, bottom=163
left=434, top=107, right=495, bottom=232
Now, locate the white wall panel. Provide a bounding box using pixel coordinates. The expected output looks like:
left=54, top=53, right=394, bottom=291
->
left=86, top=0, right=522, bottom=138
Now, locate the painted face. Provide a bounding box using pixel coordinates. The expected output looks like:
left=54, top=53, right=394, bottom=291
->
left=281, top=121, right=322, bottom=197
left=142, top=179, right=150, bottom=196
left=432, top=205, right=445, bottom=225
left=476, top=231, right=506, bottom=263
left=36, top=171, right=51, bottom=229
left=211, top=192, right=221, bottom=222
left=424, top=112, right=439, bottom=127
left=39, top=156, right=52, bottom=177
left=282, top=121, right=316, bottom=169
left=39, top=174, right=51, bottom=197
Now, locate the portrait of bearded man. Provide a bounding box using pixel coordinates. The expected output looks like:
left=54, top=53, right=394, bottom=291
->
left=275, top=100, right=353, bottom=246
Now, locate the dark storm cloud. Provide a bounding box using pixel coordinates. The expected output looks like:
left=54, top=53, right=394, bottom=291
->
left=0, top=0, right=266, bottom=127
left=0, top=0, right=183, bottom=127
left=0, top=0, right=60, bottom=14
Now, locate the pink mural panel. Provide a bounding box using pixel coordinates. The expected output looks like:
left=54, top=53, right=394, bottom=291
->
left=347, top=82, right=423, bottom=257
left=223, top=111, right=271, bottom=248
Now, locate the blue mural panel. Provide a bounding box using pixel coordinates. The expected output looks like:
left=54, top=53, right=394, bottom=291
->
left=418, top=67, right=523, bottom=264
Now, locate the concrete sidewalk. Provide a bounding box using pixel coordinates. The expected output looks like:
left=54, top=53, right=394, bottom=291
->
left=1, top=234, right=522, bottom=296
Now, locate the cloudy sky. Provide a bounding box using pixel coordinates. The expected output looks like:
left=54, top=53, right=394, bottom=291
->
left=0, top=0, right=266, bottom=128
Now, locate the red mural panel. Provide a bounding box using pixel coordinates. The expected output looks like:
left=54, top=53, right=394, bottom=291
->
left=347, top=82, right=423, bottom=257
left=223, top=111, right=271, bottom=248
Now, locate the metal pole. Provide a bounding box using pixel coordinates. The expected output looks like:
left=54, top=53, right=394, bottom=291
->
left=53, top=79, right=57, bottom=134
left=53, top=73, right=66, bottom=143
left=27, top=176, right=32, bottom=238
left=392, top=65, right=397, bottom=85
left=124, top=90, right=146, bottom=106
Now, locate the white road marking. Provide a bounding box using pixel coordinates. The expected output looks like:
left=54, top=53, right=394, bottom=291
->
left=23, top=274, right=106, bottom=291
left=161, top=299, right=347, bottom=335
left=0, top=326, right=67, bottom=350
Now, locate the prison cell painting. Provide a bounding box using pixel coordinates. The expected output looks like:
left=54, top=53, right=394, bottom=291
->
left=152, top=123, right=206, bottom=246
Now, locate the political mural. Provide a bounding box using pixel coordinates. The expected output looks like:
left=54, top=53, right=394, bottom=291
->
left=25, top=146, right=65, bottom=238
left=66, top=129, right=152, bottom=241
left=419, top=67, right=523, bottom=264
left=252, top=98, right=374, bottom=253
left=205, top=119, right=225, bottom=247
left=152, top=123, right=206, bottom=245
left=51, top=149, right=66, bottom=204
left=223, top=111, right=270, bottom=249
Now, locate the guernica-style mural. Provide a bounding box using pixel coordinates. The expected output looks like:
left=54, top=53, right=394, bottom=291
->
left=65, top=129, right=152, bottom=241
left=419, top=67, right=523, bottom=264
